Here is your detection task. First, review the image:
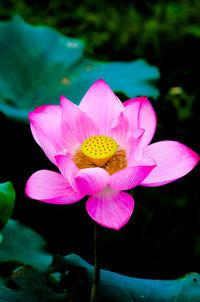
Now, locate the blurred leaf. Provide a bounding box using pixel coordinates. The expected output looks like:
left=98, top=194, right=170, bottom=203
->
left=166, top=89, right=195, bottom=121
left=0, top=182, right=15, bottom=232
left=0, top=219, right=52, bottom=267
left=169, top=86, right=183, bottom=96
left=68, top=58, right=160, bottom=101
left=0, top=15, right=159, bottom=122
left=174, top=196, right=188, bottom=208
left=186, top=26, right=200, bottom=38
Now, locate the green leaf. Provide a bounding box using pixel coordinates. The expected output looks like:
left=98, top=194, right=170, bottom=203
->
left=0, top=182, right=15, bottom=232
left=0, top=15, right=159, bottom=122
left=0, top=219, right=52, bottom=267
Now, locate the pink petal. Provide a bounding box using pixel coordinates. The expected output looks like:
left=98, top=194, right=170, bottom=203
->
left=55, top=154, right=110, bottom=195
left=60, top=96, right=99, bottom=154
left=141, top=141, right=199, bottom=186
left=125, top=128, right=145, bottom=160
left=122, top=97, right=142, bottom=130
left=109, top=163, right=156, bottom=191
left=110, top=111, right=129, bottom=147
left=55, top=153, right=79, bottom=189
left=86, top=188, right=134, bottom=230
left=30, top=122, right=60, bottom=165
left=79, top=79, right=124, bottom=136
left=29, top=105, right=62, bottom=165
left=123, top=96, right=157, bottom=147
left=76, top=168, right=110, bottom=195
left=25, top=170, right=83, bottom=204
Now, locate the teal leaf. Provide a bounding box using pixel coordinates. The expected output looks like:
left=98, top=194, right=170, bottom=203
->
left=49, top=254, right=200, bottom=302
left=0, top=278, right=37, bottom=302
left=0, top=233, right=3, bottom=244
left=0, top=264, right=67, bottom=302
left=0, top=219, right=52, bottom=267
left=0, top=252, right=199, bottom=301
left=0, top=16, right=159, bottom=122
left=0, top=182, right=15, bottom=232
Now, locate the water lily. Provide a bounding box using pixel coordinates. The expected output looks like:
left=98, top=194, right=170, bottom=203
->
left=25, top=79, right=199, bottom=230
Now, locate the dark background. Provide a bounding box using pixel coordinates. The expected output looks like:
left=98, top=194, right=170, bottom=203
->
left=0, top=0, right=199, bottom=279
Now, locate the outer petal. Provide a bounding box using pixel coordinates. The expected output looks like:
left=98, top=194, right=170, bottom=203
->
left=29, top=105, right=62, bottom=165
left=25, top=170, right=83, bottom=204
left=109, top=164, right=156, bottom=191
left=60, top=96, right=99, bottom=154
left=123, top=96, right=157, bottom=147
left=79, top=79, right=124, bottom=136
left=141, top=141, right=199, bottom=186
left=55, top=154, right=110, bottom=195
left=86, top=188, right=134, bottom=230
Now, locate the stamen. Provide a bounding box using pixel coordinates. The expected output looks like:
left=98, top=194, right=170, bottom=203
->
left=104, top=149, right=127, bottom=175
left=73, top=150, right=96, bottom=169
left=73, top=148, right=127, bottom=176
left=81, top=135, right=117, bottom=166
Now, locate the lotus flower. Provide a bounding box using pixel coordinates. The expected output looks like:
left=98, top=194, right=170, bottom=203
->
left=25, top=79, right=199, bottom=230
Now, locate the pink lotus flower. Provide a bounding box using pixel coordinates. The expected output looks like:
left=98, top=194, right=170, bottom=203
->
left=25, top=79, right=199, bottom=230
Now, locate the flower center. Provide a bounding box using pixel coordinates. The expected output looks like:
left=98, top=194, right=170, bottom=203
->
left=81, top=135, right=117, bottom=166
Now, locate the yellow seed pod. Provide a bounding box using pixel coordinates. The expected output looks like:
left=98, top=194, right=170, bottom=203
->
left=81, top=135, right=117, bottom=166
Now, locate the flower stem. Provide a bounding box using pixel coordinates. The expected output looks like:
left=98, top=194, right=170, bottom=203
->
left=90, top=222, right=100, bottom=302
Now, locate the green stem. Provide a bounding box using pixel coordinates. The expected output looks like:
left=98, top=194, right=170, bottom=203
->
left=90, top=222, right=100, bottom=302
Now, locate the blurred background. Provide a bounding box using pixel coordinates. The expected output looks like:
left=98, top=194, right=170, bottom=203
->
left=0, top=0, right=199, bottom=279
